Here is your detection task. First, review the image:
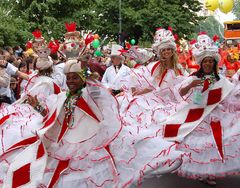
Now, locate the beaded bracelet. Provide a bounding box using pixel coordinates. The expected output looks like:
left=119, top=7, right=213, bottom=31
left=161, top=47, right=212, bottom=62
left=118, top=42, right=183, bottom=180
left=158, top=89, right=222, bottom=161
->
left=34, top=103, right=45, bottom=114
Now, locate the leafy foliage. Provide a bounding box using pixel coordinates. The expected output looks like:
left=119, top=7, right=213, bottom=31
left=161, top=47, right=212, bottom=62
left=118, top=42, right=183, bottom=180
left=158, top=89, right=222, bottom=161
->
left=233, top=0, right=240, bottom=20
left=195, top=16, right=224, bottom=40
left=0, top=0, right=204, bottom=46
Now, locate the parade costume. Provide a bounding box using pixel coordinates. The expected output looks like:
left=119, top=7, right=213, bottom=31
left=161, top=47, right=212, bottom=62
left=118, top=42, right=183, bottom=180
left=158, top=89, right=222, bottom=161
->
left=119, top=28, right=187, bottom=132
left=0, top=23, right=122, bottom=187
left=108, top=29, right=188, bottom=187
left=162, top=34, right=240, bottom=180
left=0, top=30, right=62, bottom=187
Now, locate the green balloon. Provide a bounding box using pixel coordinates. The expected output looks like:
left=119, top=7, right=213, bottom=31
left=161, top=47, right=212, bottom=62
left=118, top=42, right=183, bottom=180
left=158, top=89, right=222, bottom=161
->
left=92, top=39, right=100, bottom=48
left=130, top=39, right=136, bottom=45
left=94, top=50, right=102, bottom=57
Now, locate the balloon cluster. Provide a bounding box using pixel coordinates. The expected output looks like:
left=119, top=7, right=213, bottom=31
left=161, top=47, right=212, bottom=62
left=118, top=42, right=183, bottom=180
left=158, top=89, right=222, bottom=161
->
left=204, top=0, right=234, bottom=14
left=91, top=34, right=102, bottom=57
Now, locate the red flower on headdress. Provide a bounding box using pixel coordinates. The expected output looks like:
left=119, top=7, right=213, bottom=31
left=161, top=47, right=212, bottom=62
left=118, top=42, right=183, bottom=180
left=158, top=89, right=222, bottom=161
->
left=212, top=35, right=220, bottom=42
left=198, top=31, right=207, bottom=35
left=118, top=49, right=128, bottom=55
left=48, top=40, right=60, bottom=54
left=156, top=27, right=162, bottom=31
left=190, top=39, right=197, bottom=45
left=125, top=42, right=131, bottom=50
left=85, top=34, right=94, bottom=46
left=168, top=26, right=173, bottom=32
left=26, top=41, right=33, bottom=49
left=65, top=22, right=77, bottom=32
left=32, top=29, right=42, bottom=39
left=174, top=34, right=179, bottom=41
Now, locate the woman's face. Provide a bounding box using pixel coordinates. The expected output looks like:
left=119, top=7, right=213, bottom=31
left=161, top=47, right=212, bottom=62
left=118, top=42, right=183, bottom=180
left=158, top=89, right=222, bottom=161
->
left=202, top=57, right=215, bottom=75
left=20, top=66, right=27, bottom=73
left=66, top=72, right=85, bottom=94
left=160, top=48, right=173, bottom=60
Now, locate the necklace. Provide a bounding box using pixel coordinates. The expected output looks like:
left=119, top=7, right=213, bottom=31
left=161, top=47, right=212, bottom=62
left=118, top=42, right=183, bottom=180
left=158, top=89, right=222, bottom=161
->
left=201, top=73, right=216, bottom=86
left=63, top=89, right=82, bottom=128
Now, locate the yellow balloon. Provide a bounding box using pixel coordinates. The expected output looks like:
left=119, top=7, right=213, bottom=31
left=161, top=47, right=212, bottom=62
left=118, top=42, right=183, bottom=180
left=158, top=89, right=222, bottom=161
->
left=219, top=0, right=234, bottom=14
left=204, top=0, right=219, bottom=11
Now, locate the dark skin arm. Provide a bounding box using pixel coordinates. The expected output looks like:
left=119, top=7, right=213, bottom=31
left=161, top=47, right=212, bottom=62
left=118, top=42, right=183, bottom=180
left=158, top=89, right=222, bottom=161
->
left=179, top=79, right=202, bottom=97
left=27, top=95, right=47, bottom=117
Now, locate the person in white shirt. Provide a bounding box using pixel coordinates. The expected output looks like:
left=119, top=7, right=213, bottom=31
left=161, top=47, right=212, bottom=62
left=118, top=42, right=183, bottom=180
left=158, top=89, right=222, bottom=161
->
left=0, top=68, right=9, bottom=88
left=50, top=53, right=68, bottom=91
left=101, top=44, right=131, bottom=95
left=0, top=60, right=28, bottom=104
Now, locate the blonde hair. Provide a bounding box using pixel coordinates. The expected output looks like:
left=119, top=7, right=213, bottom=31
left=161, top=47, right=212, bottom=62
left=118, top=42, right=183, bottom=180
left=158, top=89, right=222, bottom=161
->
left=157, top=50, right=181, bottom=78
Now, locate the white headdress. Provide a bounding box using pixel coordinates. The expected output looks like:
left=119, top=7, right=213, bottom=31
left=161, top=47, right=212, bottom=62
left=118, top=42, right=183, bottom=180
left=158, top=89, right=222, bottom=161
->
left=125, top=46, right=154, bottom=64
left=152, top=28, right=176, bottom=54
left=191, top=33, right=220, bottom=65
left=31, top=29, right=53, bottom=70
left=110, top=44, right=125, bottom=61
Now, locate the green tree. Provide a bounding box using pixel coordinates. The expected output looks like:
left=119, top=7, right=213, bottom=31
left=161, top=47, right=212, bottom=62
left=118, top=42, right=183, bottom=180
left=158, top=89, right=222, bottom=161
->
left=0, top=1, right=31, bottom=46
left=0, top=0, right=205, bottom=46
left=94, top=0, right=204, bottom=43
left=233, top=0, right=240, bottom=20
left=195, top=16, right=224, bottom=40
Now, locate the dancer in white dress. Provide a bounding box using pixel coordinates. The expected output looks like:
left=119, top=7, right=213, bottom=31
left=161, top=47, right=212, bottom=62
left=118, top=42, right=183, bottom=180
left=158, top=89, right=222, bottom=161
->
left=162, top=33, right=240, bottom=186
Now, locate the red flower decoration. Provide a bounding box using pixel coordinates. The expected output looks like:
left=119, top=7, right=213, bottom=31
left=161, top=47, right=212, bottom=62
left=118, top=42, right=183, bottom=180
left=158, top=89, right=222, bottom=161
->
left=212, top=35, right=220, bottom=42
left=26, top=41, right=33, bottom=49
left=65, top=22, right=77, bottom=32
left=198, top=31, right=207, bottom=35
left=71, top=43, right=76, bottom=47
left=125, top=42, right=131, bottom=50
left=32, top=29, right=42, bottom=39
left=85, top=34, right=94, bottom=46
left=48, top=40, right=60, bottom=54
left=174, top=34, right=179, bottom=41
left=190, top=39, right=197, bottom=45
left=168, top=26, right=173, bottom=32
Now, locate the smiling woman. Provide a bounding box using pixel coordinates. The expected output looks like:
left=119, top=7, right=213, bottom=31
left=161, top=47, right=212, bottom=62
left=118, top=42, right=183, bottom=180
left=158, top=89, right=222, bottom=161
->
left=168, top=32, right=240, bottom=186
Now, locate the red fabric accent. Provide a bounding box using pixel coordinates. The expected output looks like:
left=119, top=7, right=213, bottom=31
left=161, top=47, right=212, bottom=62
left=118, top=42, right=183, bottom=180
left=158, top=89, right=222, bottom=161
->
left=105, top=145, right=116, bottom=166
left=53, top=83, right=61, bottom=94
left=0, top=113, right=15, bottom=125
left=202, top=78, right=210, bottom=93
left=207, top=88, right=222, bottom=105
left=41, top=110, right=57, bottom=129
left=151, top=61, right=161, bottom=76
left=158, top=69, right=168, bottom=87
left=76, top=97, right=100, bottom=122
left=210, top=121, right=224, bottom=160
left=57, top=114, right=71, bottom=143
left=43, top=114, right=49, bottom=123
left=37, top=142, right=45, bottom=159
left=48, top=160, right=70, bottom=188
left=6, top=136, right=38, bottom=153
left=24, top=75, right=38, bottom=93
left=185, top=108, right=204, bottom=123
left=178, top=69, right=183, bottom=76
left=12, top=163, right=31, bottom=188
left=133, top=64, right=141, bottom=69
left=164, top=124, right=182, bottom=138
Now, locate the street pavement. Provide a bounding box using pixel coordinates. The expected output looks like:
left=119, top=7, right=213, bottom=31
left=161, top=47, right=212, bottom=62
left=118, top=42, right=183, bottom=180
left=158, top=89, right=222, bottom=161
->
left=139, top=174, right=240, bottom=188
